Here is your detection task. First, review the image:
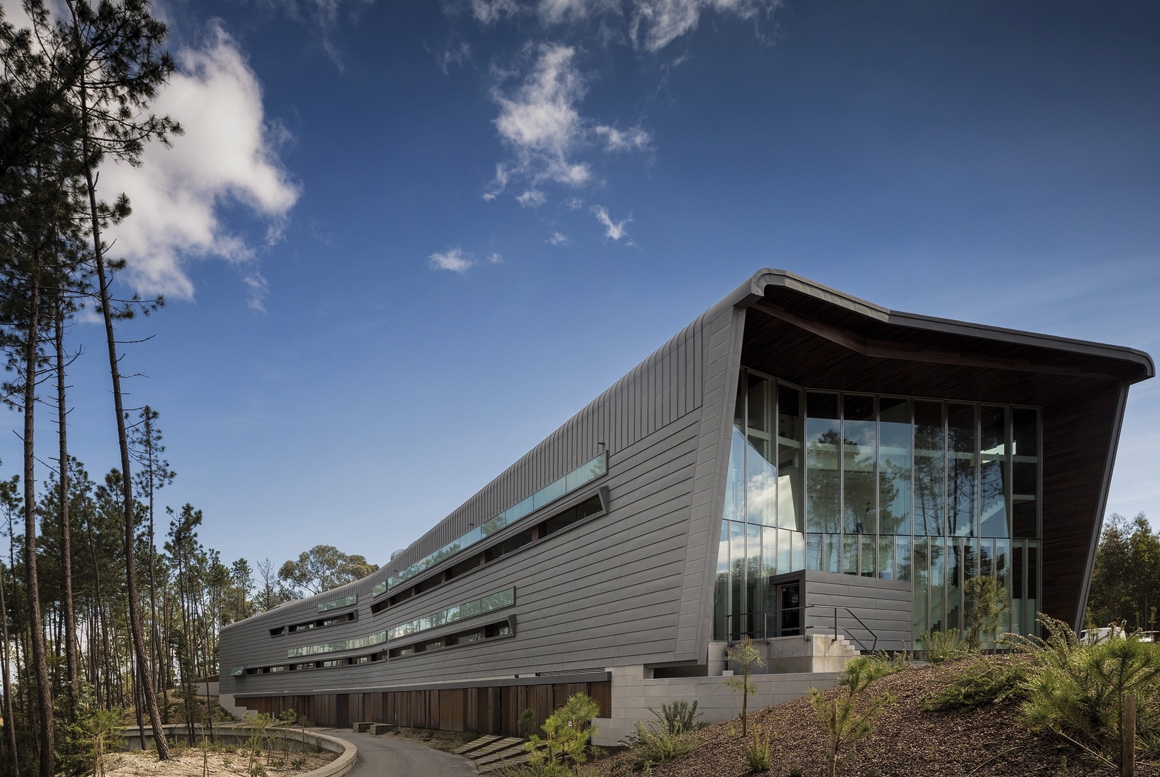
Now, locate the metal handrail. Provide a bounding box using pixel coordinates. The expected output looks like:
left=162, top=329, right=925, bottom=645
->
left=804, top=605, right=878, bottom=652
left=723, top=604, right=880, bottom=652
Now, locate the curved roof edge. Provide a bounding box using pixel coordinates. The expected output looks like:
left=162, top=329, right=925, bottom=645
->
left=722, top=268, right=1155, bottom=382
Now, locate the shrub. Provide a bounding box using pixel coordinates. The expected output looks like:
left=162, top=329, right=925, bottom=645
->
left=523, top=693, right=601, bottom=776
left=1019, top=615, right=1160, bottom=768
left=922, top=656, right=1029, bottom=711
left=837, top=655, right=902, bottom=688
left=809, top=660, right=892, bottom=777
left=743, top=722, right=772, bottom=772
left=920, top=629, right=971, bottom=663
left=623, top=703, right=702, bottom=770
left=653, top=700, right=704, bottom=735
left=964, top=576, right=1011, bottom=651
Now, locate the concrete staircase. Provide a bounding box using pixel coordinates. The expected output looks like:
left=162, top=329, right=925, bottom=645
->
left=452, top=735, right=531, bottom=773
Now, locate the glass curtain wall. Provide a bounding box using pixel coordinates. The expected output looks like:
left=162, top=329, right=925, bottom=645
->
left=713, top=367, right=1042, bottom=643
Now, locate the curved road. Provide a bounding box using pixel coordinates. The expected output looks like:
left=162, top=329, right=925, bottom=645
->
left=317, top=729, right=478, bottom=777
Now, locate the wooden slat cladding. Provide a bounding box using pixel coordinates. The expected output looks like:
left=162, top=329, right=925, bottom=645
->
left=237, top=680, right=612, bottom=738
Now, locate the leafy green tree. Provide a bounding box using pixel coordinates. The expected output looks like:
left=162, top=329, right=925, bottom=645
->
left=1088, top=513, right=1160, bottom=631
left=277, top=545, right=379, bottom=599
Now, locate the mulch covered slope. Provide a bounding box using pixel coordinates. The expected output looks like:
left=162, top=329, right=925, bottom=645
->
left=593, top=659, right=1160, bottom=777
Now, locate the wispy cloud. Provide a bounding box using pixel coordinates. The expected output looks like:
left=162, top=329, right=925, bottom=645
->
left=488, top=252, right=504, bottom=263
left=629, top=0, right=781, bottom=52
left=517, top=189, right=548, bottom=208
left=467, top=0, right=520, bottom=24
left=428, top=248, right=475, bottom=272
left=594, top=124, right=651, bottom=152
left=547, top=231, right=569, bottom=245
left=592, top=205, right=630, bottom=240
left=431, top=36, right=473, bottom=74
left=101, top=23, right=300, bottom=311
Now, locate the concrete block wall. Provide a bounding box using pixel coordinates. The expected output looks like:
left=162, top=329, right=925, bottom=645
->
left=593, top=665, right=840, bottom=746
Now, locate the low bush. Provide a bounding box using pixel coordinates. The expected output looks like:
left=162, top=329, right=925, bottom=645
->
left=922, top=656, right=1028, bottom=711
left=623, top=703, right=702, bottom=771
left=743, top=722, right=773, bottom=772
left=919, top=629, right=971, bottom=663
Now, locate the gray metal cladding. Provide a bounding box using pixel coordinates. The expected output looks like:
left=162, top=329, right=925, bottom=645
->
left=222, top=296, right=739, bottom=696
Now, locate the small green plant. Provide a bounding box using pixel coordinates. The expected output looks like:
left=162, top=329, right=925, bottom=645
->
left=518, top=708, right=537, bottom=738
left=922, top=655, right=1028, bottom=711
left=85, top=708, right=124, bottom=777
left=222, top=757, right=233, bottom=769
left=743, top=722, right=772, bottom=771
left=919, top=628, right=971, bottom=663
left=724, top=636, right=765, bottom=736
left=809, top=660, right=893, bottom=777
left=524, top=693, right=601, bottom=776
left=291, top=756, right=306, bottom=770
left=788, top=769, right=804, bottom=777
left=836, top=655, right=901, bottom=688
left=964, top=575, right=1010, bottom=651
left=250, top=764, right=266, bottom=777
left=623, top=703, right=702, bottom=770
left=270, top=758, right=285, bottom=769
left=653, top=700, right=703, bottom=735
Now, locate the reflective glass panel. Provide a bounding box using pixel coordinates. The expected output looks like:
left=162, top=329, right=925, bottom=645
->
left=747, top=373, right=774, bottom=526
left=947, top=404, right=977, bottom=537
left=878, top=397, right=912, bottom=535
left=914, top=401, right=945, bottom=536
left=777, top=383, right=805, bottom=531
left=806, top=393, right=841, bottom=533
left=843, top=395, right=877, bottom=535
left=979, top=406, right=1009, bottom=538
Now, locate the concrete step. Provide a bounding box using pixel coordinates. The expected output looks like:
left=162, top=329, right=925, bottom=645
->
left=466, top=737, right=525, bottom=759
left=478, top=754, right=529, bottom=774
left=353, top=722, right=372, bottom=733
left=370, top=723, right=395, bottom=735
left=474, top=745, right=528, bottom=766
left=452, top=734, right=501, bottom=755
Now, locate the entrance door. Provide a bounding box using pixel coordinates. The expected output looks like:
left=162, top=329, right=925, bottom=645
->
left=777, top=583, right=801, bottom=637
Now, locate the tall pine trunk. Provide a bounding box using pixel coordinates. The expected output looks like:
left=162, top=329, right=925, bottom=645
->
left=78, top=70, right=171, bottom=763
left=21, top=258, right=55, bottom=777
left=54, top=307, right=80, bottom=707
left=0, top=560, right=21, bottom=777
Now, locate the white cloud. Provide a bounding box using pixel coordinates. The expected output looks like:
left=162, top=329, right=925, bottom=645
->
left=547, top=231, right=569, bottom=245
left=429, top=248, right=474, bottom=272
left=469, top=0, right=520, bottom=24
left=517, top=189, right=548, bottom=208
left=628, top=0, right=781, bottom=52
left=537, top=0, right=620, bottom=24
left=565, top=196, right=586, bottom=209
left=594, top=124, right=652, bottom=152
left=592, top=205, right=630, bottom=240
left=487, top=252, right=504, bottom=263
left=100, top=23, right=300, bottom=309
left=488, top=43, right=593, bottom=196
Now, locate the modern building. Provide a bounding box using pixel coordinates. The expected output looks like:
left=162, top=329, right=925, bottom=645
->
left=219, top=269, right=1153, bottom=743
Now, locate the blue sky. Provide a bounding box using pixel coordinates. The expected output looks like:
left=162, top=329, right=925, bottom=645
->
left=2, top=0, right=1158, bottom=571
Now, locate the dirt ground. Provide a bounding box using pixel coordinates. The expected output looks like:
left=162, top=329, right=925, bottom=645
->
left=101, top=747, right=339, bottom=777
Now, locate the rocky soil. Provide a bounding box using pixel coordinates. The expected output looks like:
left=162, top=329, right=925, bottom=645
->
left=592, top=659, right=1160, bottom=777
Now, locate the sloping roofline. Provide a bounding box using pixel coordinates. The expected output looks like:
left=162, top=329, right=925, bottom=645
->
left=720, top=268, right=1154, bottom=382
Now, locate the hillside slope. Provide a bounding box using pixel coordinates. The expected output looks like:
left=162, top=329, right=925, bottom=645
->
left=594, top=660, right=1160, bottom=777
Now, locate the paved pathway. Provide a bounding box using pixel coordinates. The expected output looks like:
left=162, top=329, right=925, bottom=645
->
left=316, top=729, right=478, bottom=777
